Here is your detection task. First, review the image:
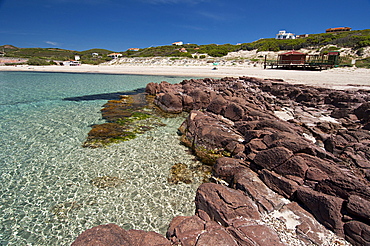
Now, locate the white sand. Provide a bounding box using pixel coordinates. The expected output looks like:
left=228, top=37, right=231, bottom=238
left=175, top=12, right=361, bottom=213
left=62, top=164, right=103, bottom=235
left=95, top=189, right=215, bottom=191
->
left=1, top=64, right=369, bottom=90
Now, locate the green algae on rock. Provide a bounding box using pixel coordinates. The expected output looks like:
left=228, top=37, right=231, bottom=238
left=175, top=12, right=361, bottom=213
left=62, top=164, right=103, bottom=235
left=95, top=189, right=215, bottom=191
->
left=178, top=132, right=232, bottom=165
left=83, top=123, right=140, bottom=148
left=90, top=176, right=124, bottom=189
left=83, top=93, right=167, bottom=148
left=168, top=163, right=193, bottom=184
left=193, top=145, right=229, bottom=165
left=168, top=162, right=212, bottom=184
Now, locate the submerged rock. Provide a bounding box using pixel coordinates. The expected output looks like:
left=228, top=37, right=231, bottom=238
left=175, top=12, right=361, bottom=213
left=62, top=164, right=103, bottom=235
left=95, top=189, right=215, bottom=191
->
left=50, top=201, right=81, bottom=220
left=167, top=162, right=212, bottom=184
left=168, top=163, right=193, bottom=184
left=90, top=176, right=124, bottom=189
left=82, top=93, right=167, bottom=148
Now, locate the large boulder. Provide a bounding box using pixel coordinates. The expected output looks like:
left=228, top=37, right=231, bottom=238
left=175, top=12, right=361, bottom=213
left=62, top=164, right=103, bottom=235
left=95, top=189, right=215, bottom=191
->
left=354, top=102, right=370, bottom=122
left=253, top=147, right=293, bottom=170
left=179, top=111, right=244, bottom=164
left=128, top=230, right=172, bottom=246
left=71, top=224, right=133, bottom=246
left=228, top=223, right=286, bottom=246
left=154, top=93, right=183, bottom=113
left=274, top=155, right=309, bottom=179
left=224, top=102, right=245, bottom=121
left=346, top=195, right=370, bottom=222
left=167, top=215, right=205, bottom=246
left=189, top=88, right=212, bottom=109
left=71, top=224, right=171, bottom=246
left=195, top=183, right=260, bottom=226
left=207, top=95, right=228, bottom=114
left=296, top=187, right=344, bottom=236
left=233, top=168, right=287, bottom=213
left=258, top=169, right=299, bottom=198
left=196, top=226, right=238, bottom=246
left=344, top=221, right=370, bottom=246
left=263, top=132, right=311, bottom=153
left=212, top=157, right=247, bottom=185
left=145, top=82, right=160, bottom=95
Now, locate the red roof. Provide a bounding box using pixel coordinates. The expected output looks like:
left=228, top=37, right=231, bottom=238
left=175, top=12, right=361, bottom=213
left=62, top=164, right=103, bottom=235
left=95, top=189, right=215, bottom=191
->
left=326, top=27, right=351, bottom=32
left=279, top=51, right=306, bottom=56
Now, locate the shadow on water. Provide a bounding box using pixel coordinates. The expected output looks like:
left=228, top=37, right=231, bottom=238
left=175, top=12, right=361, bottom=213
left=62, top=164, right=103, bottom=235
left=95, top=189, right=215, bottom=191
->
left=63, top=88, right=146, bottom=101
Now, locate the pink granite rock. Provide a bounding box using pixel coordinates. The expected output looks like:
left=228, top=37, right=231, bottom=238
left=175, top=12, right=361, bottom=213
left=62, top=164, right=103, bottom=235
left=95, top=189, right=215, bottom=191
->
left=71, top=224, right=171, bottom=246
left=195, top=183, right=260, bottom=227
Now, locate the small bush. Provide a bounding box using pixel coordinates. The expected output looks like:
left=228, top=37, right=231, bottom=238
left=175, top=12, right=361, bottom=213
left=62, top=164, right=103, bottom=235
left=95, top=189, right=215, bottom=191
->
left=356, top=57, right=370, bottom=68
left=27, top=58, right=51, bottom=66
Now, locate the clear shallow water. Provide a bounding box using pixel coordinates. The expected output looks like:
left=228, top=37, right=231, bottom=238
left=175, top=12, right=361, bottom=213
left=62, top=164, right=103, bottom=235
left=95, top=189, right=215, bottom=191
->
left=0, top=72, right=202, bottom=245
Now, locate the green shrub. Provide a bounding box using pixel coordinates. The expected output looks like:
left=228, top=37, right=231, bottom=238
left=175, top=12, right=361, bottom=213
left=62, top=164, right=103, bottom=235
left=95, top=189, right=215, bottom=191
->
left=2, top=29, right=370, bottom=60
left=356, top=48, right=365, bottom=56
left=27, top=57, right=51, bottom=66
left=355, top=57, right=370, bottom=68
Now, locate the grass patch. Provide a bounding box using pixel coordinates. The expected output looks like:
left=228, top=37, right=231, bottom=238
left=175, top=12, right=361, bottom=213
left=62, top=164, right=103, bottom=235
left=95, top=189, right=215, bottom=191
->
left=356, top=57, right=370, bottom=68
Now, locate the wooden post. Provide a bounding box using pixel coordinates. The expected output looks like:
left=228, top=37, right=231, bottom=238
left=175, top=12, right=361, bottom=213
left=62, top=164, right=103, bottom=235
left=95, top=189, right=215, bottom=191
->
left=264, top=55, right=267, bottom=69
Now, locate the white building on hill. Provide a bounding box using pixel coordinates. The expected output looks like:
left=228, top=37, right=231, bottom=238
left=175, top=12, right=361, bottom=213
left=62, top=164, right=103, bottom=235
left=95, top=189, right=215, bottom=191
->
left=276, top=30, right=296, bottom=39
left=172, top=41, right=183, bottom=46
left=108, top=53, right=123, bottom=59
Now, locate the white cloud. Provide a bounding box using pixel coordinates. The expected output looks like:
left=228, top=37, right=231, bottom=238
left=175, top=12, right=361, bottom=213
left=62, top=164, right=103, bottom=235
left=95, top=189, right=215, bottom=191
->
left=197, top=11, right=223, bottom=21
left=178, top=24, right=207, bottom=31
left=45, top=41, right=59, bottom=46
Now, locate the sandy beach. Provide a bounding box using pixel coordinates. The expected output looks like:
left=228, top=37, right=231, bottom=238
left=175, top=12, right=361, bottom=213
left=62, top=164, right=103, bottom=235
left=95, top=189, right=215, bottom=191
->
left=1, top=64, right=369, bottom=90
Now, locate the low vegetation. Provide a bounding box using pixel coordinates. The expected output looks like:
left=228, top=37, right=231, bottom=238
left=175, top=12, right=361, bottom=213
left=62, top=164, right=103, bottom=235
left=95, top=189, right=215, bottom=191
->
left=120, top=29, right=370, bottom=57
left=356, top=57, right=370, bottom=68
left=1, top=29, right=369, bottom=65
left=0, top=45, right=114, bottom=65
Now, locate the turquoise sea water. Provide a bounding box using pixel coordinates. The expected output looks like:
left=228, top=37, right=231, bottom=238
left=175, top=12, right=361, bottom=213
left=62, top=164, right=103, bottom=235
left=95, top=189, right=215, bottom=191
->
left=0, top=72, right=202, bottom=245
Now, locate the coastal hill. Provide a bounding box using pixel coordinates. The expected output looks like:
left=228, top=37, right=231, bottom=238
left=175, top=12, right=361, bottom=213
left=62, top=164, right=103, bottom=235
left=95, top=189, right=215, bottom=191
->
left=1, top=28, right=370, bottom=67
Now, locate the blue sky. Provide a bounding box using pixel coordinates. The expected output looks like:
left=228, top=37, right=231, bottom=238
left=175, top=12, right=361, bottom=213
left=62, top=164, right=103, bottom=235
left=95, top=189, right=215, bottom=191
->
left=1, top=0, right=369, bottom=51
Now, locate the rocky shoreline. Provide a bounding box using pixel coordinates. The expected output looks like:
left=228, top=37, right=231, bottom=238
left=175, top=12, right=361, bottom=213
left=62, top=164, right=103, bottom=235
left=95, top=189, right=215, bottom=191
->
left=72, top=76, right=370, bottom=245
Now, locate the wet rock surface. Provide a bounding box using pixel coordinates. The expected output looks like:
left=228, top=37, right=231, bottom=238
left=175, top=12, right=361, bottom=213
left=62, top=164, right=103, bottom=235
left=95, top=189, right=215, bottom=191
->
left=72, top=76, right=370, bottom=245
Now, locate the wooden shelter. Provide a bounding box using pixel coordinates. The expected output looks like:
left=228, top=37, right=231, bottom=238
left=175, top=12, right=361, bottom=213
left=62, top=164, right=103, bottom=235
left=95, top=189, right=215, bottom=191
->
left=278, top=51, right=306, bottom=65
left=268, top=50, right=340, bottom=70
left=306, top=51, right=340, bottom=67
